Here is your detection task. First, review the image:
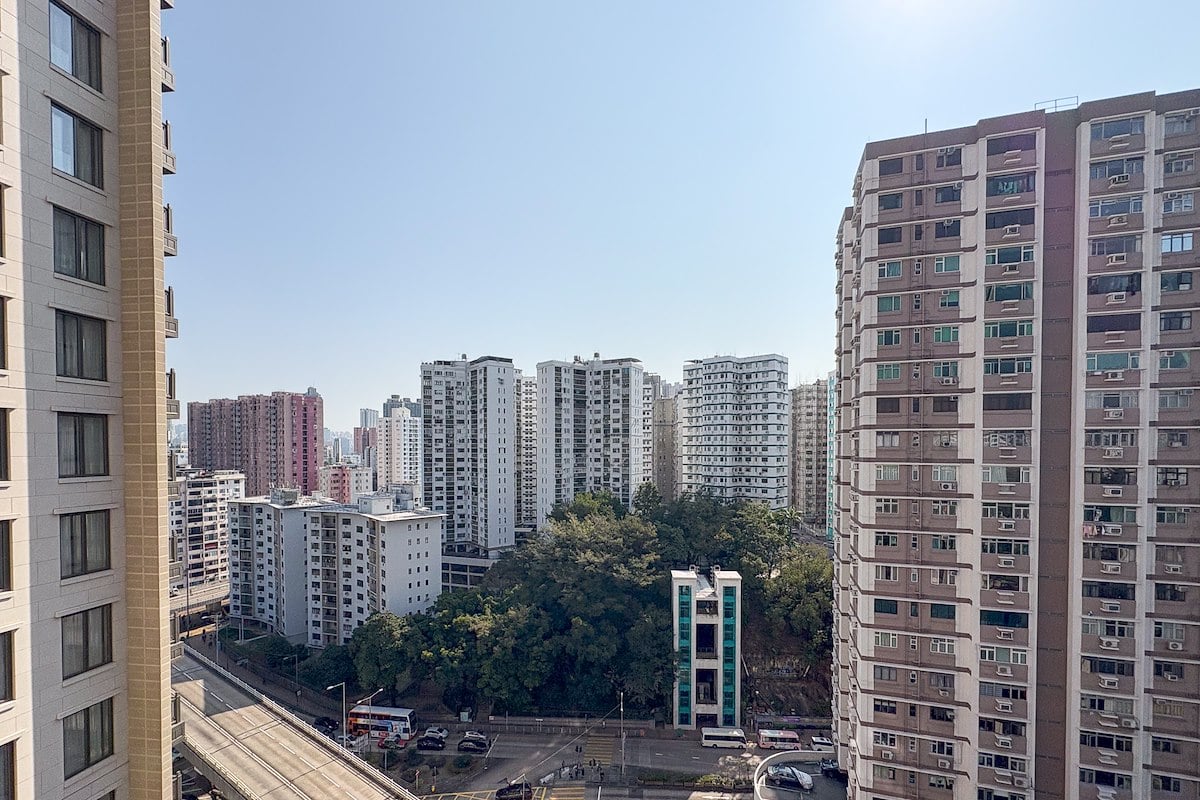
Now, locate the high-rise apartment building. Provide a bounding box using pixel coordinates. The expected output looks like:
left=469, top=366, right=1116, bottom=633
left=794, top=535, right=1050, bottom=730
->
left=375, top=406, right=422, bottom=499
left=515, top=371, right=539, bottom=532
left=832, top=90, right=1200, bottom=800
left=536, top=355, right=644, bottom=520
left=188, top=388, right=324, bottom=495
left=383, top=395, right=422, bottom=420
left=652, top=397, right=679, bottom=501
left=0, top=2, right=180, bottom=797
left=229, top=490, right=443, bottom=648
left=168, top=470, right=245, bottom=594
left=317, top=463, right=373, bottom=504
left=679, top=355, right=790, bottom=508
left=643, top=373, right=665, bottom=486
left=421, top=357, right=516, bottom=558
left=826, top=371, right=837, bottom=540
left=790, top=380, right=829, bottom=525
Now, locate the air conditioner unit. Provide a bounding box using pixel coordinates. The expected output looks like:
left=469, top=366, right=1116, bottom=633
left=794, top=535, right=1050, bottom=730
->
left=997, top=736, right=1013, bottom=749
left=1101, top=562, right=1122, bottom=574
left=996, top=701, right=1013, bottom=713
left=1165, top=563, right=1183, bottom=574
left=1168, top=640, right=1184, bottom=651
left=1002, top=264, right=1020, bottom=274
left=996, top=665, right=1013, bottom=677
left=1169, top=439, right=1185, bottom=447
left=937, top=759, right=951, bottom=770
left=1103, top=447, right=1124, bottom=458
left=939, top=377, right=958, bottom=386
left=1100, top=637, right=1120, bottom=649
left=1165, top=673, right=1180, bottom=682
left=1120, top=718, right=1138, bottom=729
left=1102, top=487, right=1123, bottom=497
left=1099, top=677, right=1119, bottom=688
left=1103, top=409, right=1124, bottom=419
left=938, top=689, right=950, bottom=697
left=998, top=557, right=1015, bottom=568
left=997, top=629, right=1014, bottom=640
left=881, top=750, right=894, bottom=761
left=1102, top=524, right=1123, bottom=536
left=1107, top=214, right=1128, bottom=226
left=1109, top=173, right=1131, bottom=186
left=999, top=520, right=1016, bottom=531
left=1003, top=225, right=1021, bottom=236
left=940, top=482, right=957, bottom=491
left=1101, top=601, right=1122, bottom=613
left=1104, top=370, right=1125, bottom=382
left=1106, top=292, right=1127, bottom=304
left=938, top=147, right=955, bottom=155
left=1014, top=776, right=1029, bottom=789
left=1106, top=253, right=1128, bottom=265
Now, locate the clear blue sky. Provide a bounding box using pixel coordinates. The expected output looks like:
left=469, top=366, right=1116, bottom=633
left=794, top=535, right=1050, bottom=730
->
left=166, top=1, right=1197, bottom=429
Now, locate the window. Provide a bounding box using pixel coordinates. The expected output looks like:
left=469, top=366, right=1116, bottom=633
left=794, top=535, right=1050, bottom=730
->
left=53, top=207, right=105, bottom=285
left=1157, top=507, right=1189, bottom=525
left=1089, top=235, right=1141, bottom=256
left=913, top=223, right=923, bottom=240
left=986, top=133, right=1035, bottom=155
left=985, top=282, right=1033, bottom=302
left=876, top=431, right=899, bottom=447
left=874, top=665, right=897, bottom=681
left=874, top=599, right=898, bottom=615
left=1160, top=390, right=1192, bottom=409
left=934, top=184, right=960, bottom=203
left=51, top=105, right=103, bottom=188
left=1152, top=776, right=1182, bottom=793
left=1159, top=430, right=1190, bottom=449
left=1087, top=273, right=1142, bottom=295
left=876, top=397, right=900, bottom=414
left=1155, top=584, right=1187, bottom=603
left=1089, top=157, right=1144, bottom=180
left=876, top=363, right=900, bottom=380
left=877, top=295, right=902, bottom=313
left=60, top=510, right=110, bottom=578
left=929, top=638, right=955, bottom=655
left=879, top=158, right=903, bottom=176
left=63, top=697, right=114, bottom=778
left=933, top=255, right=959, bottom=273
left=932, top=326, right=959, bottom=343
left=874, top=631, right=898, bottom=648
left=879, top=193, right=903, bottom=211
left=1089, top=195, right=1143, bottom=217
left=931, top=500, right=957, bottom=516
left=876, top=499, right=899, bottom=515
left=1085, top=351, right=1139, bottom=371
left=934, top=219, right=960, bottom=238
left=875, top=532, right=899, bottom=547
left=1161, top=271, right=1193, bottom=293
left=931, top=396, right=958, bottom=413
left=55, top=310, right=107, bottom=381
left=1165, top=113, right=1198, bottom=136
left=876, top=464, right=900, bottom=481
left=0, top=741, right=11, bottom=800
left=938, top=290, right=959, bottom=308
left=985, top=244, right=1034, bottom=265
left=987, top=172, right=1035, bottom=196
left=877, top=329, right=901, bottom=347
left=1164, top=152, right=1195, bottom=175
left=982, top=539, right=1029, bottom=557
left=62, top=605, right=112, bottom=678
left=933, top=361, right=958, bottom=377
left=986, top=207, right=1035, bottom=229
left=1160, top=311, right=1192, bottom=331
left=1162, top=232, right=1194, bottom=253
left=874, top=699, right=897, bottom=714
left=930, top=604, right=955, bottom=620
left=936, top=148, right=961, bottom=168
left=0, top=412, right=8, bottom=483
left=984, top=357, right=1032, bottom=375
left=878, top=260, right=901, bottom=279
left=1090, top=117, right=1144, bottom=140
left=57, top=413, right=108, bottom=478
left=1157, top=467, right=1189, bottom=487
left=1160, top=351, right=1191, bottom=370
left=931, top=535, right=957, bottom=551
left=878, top=226, right=902, bottom=245
left=984, top=320, right=1033, bottom=338
left=49, top=2, right=101, bottom=90
left=1163, top=192, right=1194, bottom=214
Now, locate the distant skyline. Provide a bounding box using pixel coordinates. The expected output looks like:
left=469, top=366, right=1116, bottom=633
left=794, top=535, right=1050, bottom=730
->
left=167, top=1, right=1197, bottom=427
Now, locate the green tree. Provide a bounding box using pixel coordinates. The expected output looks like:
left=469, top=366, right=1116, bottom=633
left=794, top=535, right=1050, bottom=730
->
left=349, top=613, right=426, bottom=701
left=759, top=545, right=834, bottom=670
left=633, top=482, right=663, bottom=517
left=547, top=490, right=626, bottom=523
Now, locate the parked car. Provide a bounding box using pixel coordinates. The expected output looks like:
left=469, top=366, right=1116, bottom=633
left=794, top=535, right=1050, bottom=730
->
left=337, top=733, right=368, bottom=750
left=463, top=730, right=488, bottom=741
left=424, top=726, right=450, bottom=740
left=496, top=782, right=533, bottom=800
left=457, top=738, right=488, bottom=753
left=381, top=737, right=410, bottom=751
left=819, top=758, right=839, bottom=777
left=313, top=716, right=339, bottom=734
left=416, top=736, right=446, bottom=750
left=765, top=764, right=814, bottom=791
left=809, top=736, right=834, bottom=752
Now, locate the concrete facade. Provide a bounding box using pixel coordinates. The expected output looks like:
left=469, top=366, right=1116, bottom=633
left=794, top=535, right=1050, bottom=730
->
left=375, top=407, right=421, bottom=500
left=672, top=567, right=742, bottom=730
left=317, top=463, right=373, bottom=504
left=168, top=470, right=245, bottom=595
left=515, top=371, right=539, bottom=532
left=790, top=380, right=829, bottom=525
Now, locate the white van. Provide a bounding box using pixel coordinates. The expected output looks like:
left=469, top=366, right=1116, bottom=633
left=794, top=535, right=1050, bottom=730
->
left=809, top=736, right=834, bottom=753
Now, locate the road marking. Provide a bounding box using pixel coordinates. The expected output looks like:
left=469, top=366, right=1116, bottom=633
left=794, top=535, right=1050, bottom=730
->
left=322, top=773, right=341, bottom=789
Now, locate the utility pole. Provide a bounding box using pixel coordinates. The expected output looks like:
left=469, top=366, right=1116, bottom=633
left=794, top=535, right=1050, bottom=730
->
left=328, top=682, right=347, bottom=747
left=620, top=690, right=625, bottom=778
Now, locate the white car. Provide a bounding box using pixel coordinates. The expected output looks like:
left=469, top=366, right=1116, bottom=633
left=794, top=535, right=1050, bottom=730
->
left=463, top=730, right=488, bottom=741
left=336, top=733, right=367, bottom=750
left=424, top=726, right=450, bottom=740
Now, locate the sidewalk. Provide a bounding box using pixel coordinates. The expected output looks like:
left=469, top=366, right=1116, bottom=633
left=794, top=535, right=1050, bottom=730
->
left=182, top=631, right=344, bottom=722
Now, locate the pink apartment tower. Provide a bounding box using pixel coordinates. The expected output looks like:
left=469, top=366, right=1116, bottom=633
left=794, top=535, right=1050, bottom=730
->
left=188, top=388, right=324, bottom=495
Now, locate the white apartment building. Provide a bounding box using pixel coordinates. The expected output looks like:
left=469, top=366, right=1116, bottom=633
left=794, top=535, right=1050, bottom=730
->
left=643, top=373, right=665, bottom=486
left=679, top=355, right=790, bottom=508
left=376, top=406, right=422, bottom=499
left=0, top=2, right=177, bottom=797
left=790, top=381, right=829, bottom=525
left=515, top=371, right=539, bottom=532
left=168, top=470, right=245, bottom=593
left=228, top=490, right=444, bottom=647
left=317, top=463, right=374, bottom=504
left=537, top=355, right=644, bottom=520
left=421, top=356, right=517, bottom=559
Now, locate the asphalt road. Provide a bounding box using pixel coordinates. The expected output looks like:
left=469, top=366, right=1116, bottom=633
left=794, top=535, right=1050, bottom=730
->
left=173, top=652, right=403, bottom=800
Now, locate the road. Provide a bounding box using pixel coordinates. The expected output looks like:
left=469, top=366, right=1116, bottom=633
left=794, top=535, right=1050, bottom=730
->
left=173, top=650, right=413, bottom=800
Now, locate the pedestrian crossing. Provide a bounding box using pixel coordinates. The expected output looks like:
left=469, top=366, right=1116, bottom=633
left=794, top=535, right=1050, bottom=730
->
left=582, top=736, right=615, bottom=766
left=549, top=786, right=586, bottom=800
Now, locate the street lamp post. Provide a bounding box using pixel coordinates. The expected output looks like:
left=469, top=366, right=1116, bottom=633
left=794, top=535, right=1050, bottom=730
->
left=327, top=682, right=347, bottom=748
left=619, top=690, right=625, bottom=778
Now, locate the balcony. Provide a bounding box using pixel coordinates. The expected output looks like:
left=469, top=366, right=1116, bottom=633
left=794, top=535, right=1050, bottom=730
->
left=164, top=204, right=178, bottom=256
left=1085, top=290, right=1142, bottom=313
left=1088, top=171, right=1145, bottom=197
left=1087, top=249, right=1143, bottom=274
left=980, top=589, right=1030, bottom=611
left=161, top=0, right=174, bottom=8
left=984, top=223, right=1035, bottom=246
left=1084, top=444, right=1138, bottom=467
left=1079, top=743, right=1134, bottom=773
left=162, top=120, right=176, bottom=175
left=981, top=553, right=1031, bottom=575
left=1085, top=328, right=1142, bottom=351
left=1084, top=406, right=1140, bottom=427
left=166, top=369, right=179, bottom=419
left=981, top=660, right=1028, bottom=684
left=1080, top=632, right=1136, bottom=658
left=165, top=286, right=179, bottom=338
left=1087, top=212, right=1145, bottom=237
left=986, top=148, right=1037, bottom=173
left=161, top=37, right=175, bottom=92
left=1084, top=368, right=1142, bottom=390
left=983, top=335, right=1034, bottom=356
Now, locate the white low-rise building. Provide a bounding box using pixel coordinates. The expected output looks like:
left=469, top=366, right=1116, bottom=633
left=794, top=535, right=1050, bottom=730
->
left=168, top=469, right=246, bottom=594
